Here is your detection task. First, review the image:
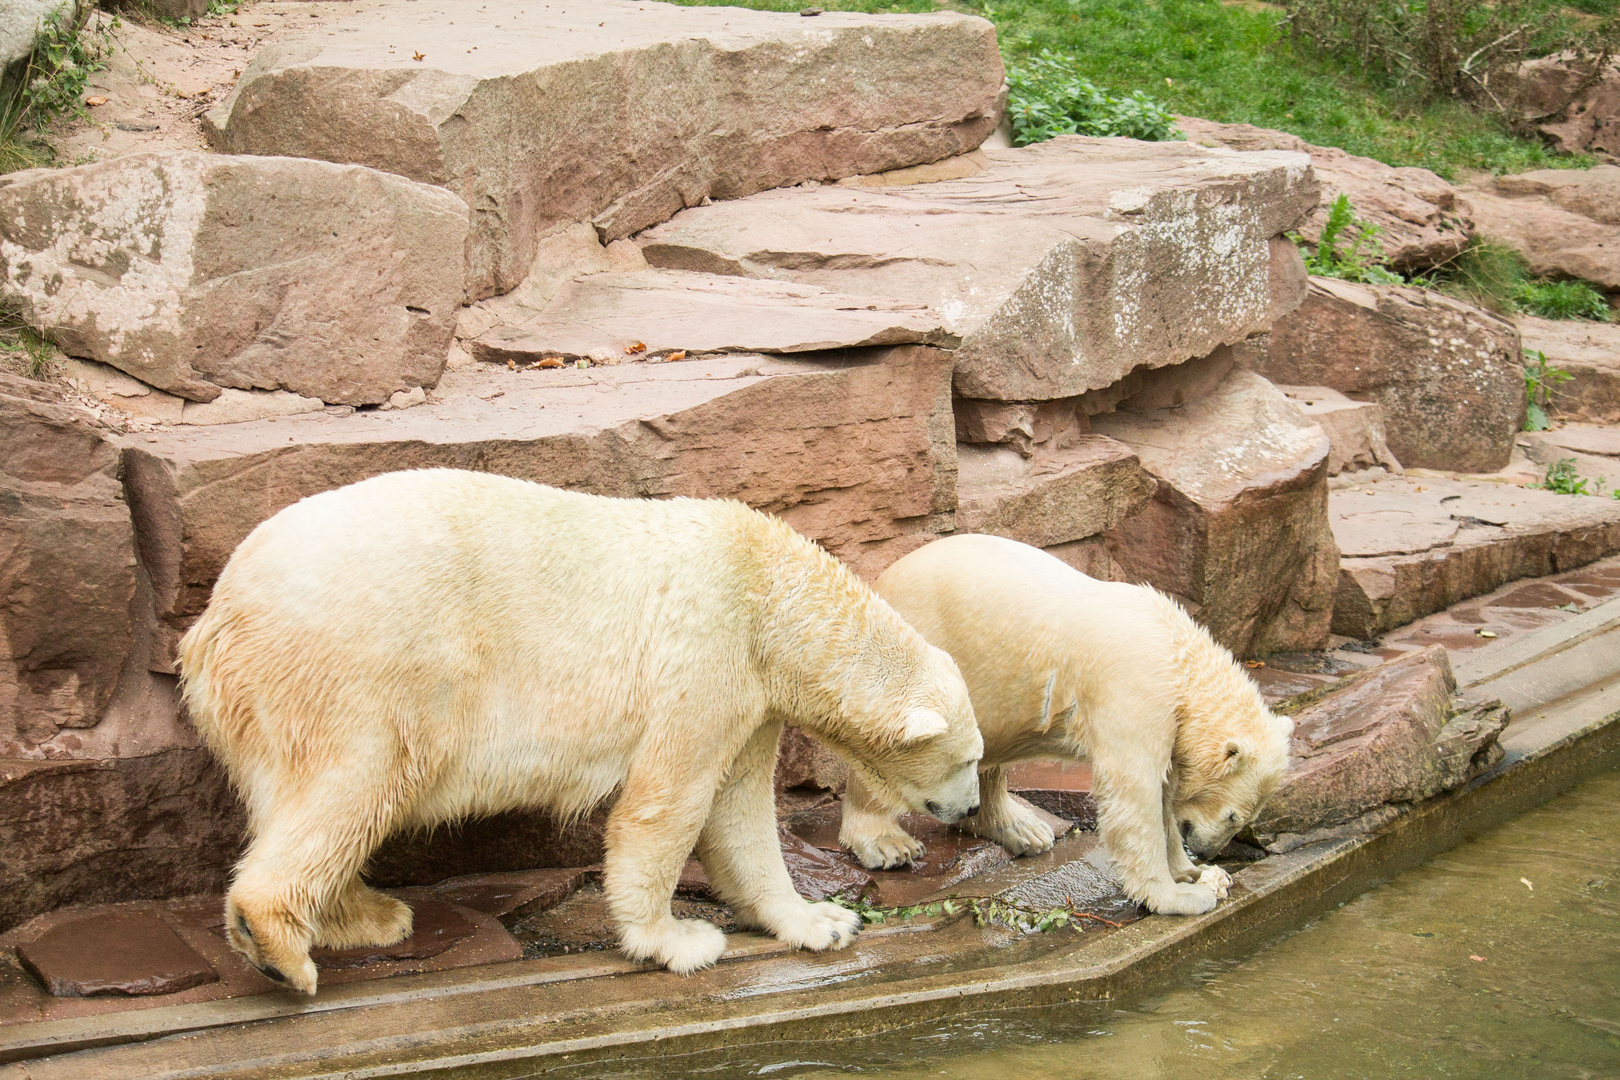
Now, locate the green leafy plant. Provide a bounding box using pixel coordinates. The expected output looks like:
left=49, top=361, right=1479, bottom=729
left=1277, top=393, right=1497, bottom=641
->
left=207, top=1, right=245, bottom=15
left=831, top=892, right=1130, bottom=933
left=1523, top=348, right=1574, bottom=431
left=1296, top=194, right=1406, bottom=285
left=1535, top=458, right=1609, bottom=496
left=1006, top=50, right=1181, bottom=146
left=1, top=4, right=113, bottom=174
left=1515, top=279, right=1613, bottom=322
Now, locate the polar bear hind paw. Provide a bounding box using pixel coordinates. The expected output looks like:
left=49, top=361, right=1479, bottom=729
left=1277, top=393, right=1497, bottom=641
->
left=1196, top=865, right=1232, bottom=899
left=966, top=802, right=1056, bottom=857
left=1144, top=880, right=1221, bottom=916
left=315, top=887, right=413, bottom=950
left=846, top=829, right=926, bottom=871
left=621, top=917, right=728, bottom=975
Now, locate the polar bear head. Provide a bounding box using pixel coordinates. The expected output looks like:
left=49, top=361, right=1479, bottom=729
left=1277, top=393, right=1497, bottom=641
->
left=837, top=643, right=985, bottom=824
left=1170, top=648, right=1294, bottom=859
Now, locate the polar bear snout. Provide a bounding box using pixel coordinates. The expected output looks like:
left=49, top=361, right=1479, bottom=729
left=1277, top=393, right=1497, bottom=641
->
left=926, top=797, right=980, bottom=823
left=920, top=761, right=981, bottom=823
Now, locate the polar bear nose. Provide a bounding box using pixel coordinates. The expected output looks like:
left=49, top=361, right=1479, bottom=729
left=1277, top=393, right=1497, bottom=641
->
left=1180, top=820, right=1193, bottom=841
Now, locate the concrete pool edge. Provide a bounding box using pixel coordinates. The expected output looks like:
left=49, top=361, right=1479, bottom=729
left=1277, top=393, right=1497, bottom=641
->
left=12, top=674, right=1618, bottom=1079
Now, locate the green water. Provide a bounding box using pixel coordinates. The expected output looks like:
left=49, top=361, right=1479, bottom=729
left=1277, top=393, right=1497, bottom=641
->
left=699, top=768, right=1620, bottom=1080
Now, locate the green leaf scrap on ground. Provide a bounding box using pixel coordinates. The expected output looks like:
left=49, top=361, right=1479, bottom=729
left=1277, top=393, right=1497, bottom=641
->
left=830, top=892, right=1129, bottom=933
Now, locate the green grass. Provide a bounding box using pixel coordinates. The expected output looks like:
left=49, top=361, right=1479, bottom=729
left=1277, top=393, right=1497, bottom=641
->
left=676, top=0, right=1603, bottom=179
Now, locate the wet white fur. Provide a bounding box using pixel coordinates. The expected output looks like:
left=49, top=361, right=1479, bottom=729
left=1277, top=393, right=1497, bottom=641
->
left=841, top=534, right=1291, bottom=916
left=181, top=470, right=982, bottom=993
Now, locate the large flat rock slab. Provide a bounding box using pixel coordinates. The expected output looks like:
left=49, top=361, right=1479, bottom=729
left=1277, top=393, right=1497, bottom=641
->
left=1092, top=368, right=1337, bottom=657
left=1331, top=475, right=1620, bottom=637
left=121, top=349, right=955, bottom=672
left=206, top=0, right=1003, bottom=299
left=1462, top=168, right=1620, bottom=292
left=1518, top=316, right=1620, bottom=424
left=470, top=270, right=955, bottom=364
left=639, top=136, right=1317, bottom=401
left=954, top=436, right=1155, bottom=549
left=1247, top=277, right=1524, bottom=472
left=0, top=152, right=468, bottom=406
left=1177, top=117, right=1472, bottom=270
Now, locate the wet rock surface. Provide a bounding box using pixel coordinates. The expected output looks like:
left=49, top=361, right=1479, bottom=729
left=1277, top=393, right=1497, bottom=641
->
left=394, top=868, right=595, bottom=919
left=0, top=153, right=468, bottom=406
left=1249, top=277, right=1525, bottom=472
left=16, top=909, right=216, bottom=998
left=638, top=136, right=1316, bottom=401
left=1093, top=367, right=1338, bottom=656
left=1330, top=475, right=1620, bottom=638
left=309, top=900, right=475, bottom=971
left=1251, top=646, right=1509, bottom=853
left=1176, top=117, right=1472, bottom=269
left=206, top=0, right=1004, bottom=299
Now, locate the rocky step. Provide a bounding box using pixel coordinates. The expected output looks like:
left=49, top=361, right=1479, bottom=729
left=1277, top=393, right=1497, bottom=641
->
left=1519, top=424, right=1620, bottom=488
left=205, top=0, right=1004, bottom=301
left=635, top=135, right=1317, bottom=402
left=1277, top=385, right=1402, bottom=476
left=1330, top=474, right=1620, bottom=638
left=1519, top=316, right=1620, bottom=425
left=1461, top=166, right=1620, bottom=293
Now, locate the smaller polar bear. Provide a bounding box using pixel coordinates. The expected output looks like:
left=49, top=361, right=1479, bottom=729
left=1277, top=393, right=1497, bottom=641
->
left=181, top=470, right=983, bottom=994
left=840, top=534, right=1292, bottom=916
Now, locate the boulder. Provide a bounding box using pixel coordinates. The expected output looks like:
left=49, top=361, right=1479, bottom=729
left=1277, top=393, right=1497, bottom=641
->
left=1177, top=116, right=1472, bottom=269
left=1246, top=277, right=1525, bottom=472
left=1091, top=367, right=1338, bottom=657
left=120, top=349, right=956, bottom=672
left=1506, top=51, right=1620, bottom=158
left=0, top=375, right=136, bottom=750
left=954, top=437, right=1156, bottom=549
left=1519, top=316, right=1620, bottom=423
left=0, top=153, right=469, bottom=406
left=59, top=359, right=325, bottom=427
left=953, top=397, right=1088, bottom=459
left=1330, top=475, right=1620, bottom=638
left=0, top=0, right=73, bottom=72
left=469, top=270, right=956, bottom=365
left=1249, top=646, right=1508, bottom=853
left=205, top=0, right=1004, bottom=300
left=638, top=136, right=1318, bottom=401
left=1277, top=385, right=1402, bottom=475
left=1462, top=168, right=1620, bottom=292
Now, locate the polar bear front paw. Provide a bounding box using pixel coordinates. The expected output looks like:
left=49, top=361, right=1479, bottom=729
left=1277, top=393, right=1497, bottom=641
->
left=1144, top=880, right=1221, bottom=916
left=1196, top=865, right=1232, bottom=899
left=768, top=900, right=864, bottom=952
left=620, top=917, right=728, bottom=975
left=844, top=828, right=926, bottom=870
left=964, top=801, right=1056, bottom=858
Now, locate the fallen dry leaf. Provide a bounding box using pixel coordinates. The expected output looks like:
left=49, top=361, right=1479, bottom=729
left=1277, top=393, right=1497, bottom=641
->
left=1470, top=955, right=1486, bottom=962
left=666, top=350, right=686, bottom=362
left=1521, top=878, right=1533, bottom=891
left=506, top=359, right=516, bottom=370
left=535, top=357, right=565, bottom=369
left=1243, top=660, right=1264, bottom=669
left=1476, top=629, right=1498, bottom=638
left=625, top=341, right=647, bottom=355
left=85, top=96, right=108, bottom=106
left=413, top=51, right=426, bottom=61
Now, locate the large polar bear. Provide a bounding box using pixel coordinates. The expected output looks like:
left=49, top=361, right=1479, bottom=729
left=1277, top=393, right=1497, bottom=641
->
left=840, top=534, right=1292, bottom=916
left=180, top=470, right=983, bottom=994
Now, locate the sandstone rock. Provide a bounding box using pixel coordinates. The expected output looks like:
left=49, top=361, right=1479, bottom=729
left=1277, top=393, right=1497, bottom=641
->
left=1250, top=646, right=1508, bottom=853
left=1277, top=385, right=1402, bottom=475
left=1177, top=116, right=1472, bottom=269
left=0, top=0, right=73, bottom=71
left=1092, top=368, right=1337, bottom=656
left=16, top=908, right=217, bottom=997
left=1248, top=277, right=1525, bottom=472
left=639, top=136, right=1317, bottom=401
left=776, top=726, right=847, bottom=795
left=0, top=375, right=136, bottom=749
left=1462, top=169, right=1620, bottom=292
left=1519, top=316, right=1620, bottom=423
left=1506, top=52, right=1620, bottom=158
left=952, top=398, right=1088, bottom=459
left=954, top=437, right=1156, bottom=549
left=394, top=868, right=595, bottom=919
left=1330, top=475, right=1620, bottom=638
left=0, top=152, right=468, bottom=406
left=470, top=270, right=955, bottom=365
left=0, top=749, right=244, bottom=934
left=1519, top=424, right=1620, bottom=490
left=60, top=359, right=325, bottom=426
left=121, top=349, right=956, bottom=672
left=206, top=0, right=1004, bottom=299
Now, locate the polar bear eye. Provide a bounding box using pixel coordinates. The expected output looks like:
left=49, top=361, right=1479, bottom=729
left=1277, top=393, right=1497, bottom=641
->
left=1227, top=811, right=1240, bottom=823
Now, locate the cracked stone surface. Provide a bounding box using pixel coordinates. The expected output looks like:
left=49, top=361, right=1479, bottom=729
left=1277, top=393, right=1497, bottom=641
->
left=638, top=135, right=1317, bottom=401
left=205, top=0, right=1004, bottom=299
left=1330, top=474, right=1620, bottom=637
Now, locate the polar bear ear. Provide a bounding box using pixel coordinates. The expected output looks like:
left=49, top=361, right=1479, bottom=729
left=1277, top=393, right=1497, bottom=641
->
left=896, top=706, right=950, bottom=745
left=1221, top=739, right=1250, bottom=775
